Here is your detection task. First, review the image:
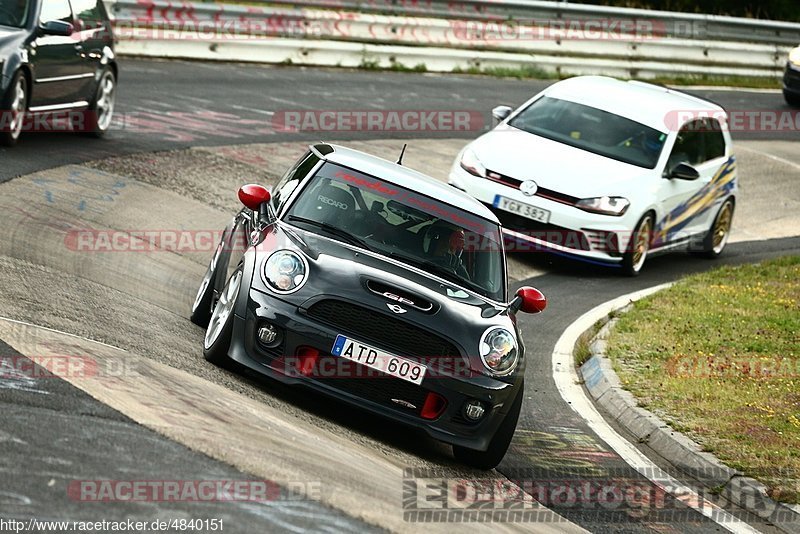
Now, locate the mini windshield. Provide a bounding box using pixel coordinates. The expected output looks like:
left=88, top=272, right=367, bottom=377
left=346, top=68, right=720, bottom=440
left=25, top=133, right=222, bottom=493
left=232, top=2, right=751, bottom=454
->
left=0, top=0, right=30, bottom=27
left=285, top=162, right=506, bottom=301
left=509, top=96, right=667, bottom=169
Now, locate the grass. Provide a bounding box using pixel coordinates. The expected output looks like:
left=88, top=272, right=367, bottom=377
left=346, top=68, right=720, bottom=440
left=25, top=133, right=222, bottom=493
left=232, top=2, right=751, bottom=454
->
left=606, top=256, right=800, bottom=503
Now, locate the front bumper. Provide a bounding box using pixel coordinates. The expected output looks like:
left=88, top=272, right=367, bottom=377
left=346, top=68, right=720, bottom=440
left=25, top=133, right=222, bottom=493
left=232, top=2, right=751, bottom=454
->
left=448, top=163, right=635, bottom=266
left=784, top=62, right=800, bottom=96
left=227, top=287, right=521, bottom=451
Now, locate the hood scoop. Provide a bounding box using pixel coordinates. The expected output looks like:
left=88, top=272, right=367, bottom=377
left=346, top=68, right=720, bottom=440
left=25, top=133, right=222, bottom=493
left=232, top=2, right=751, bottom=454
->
left=365, top=279, right=437, bottom=314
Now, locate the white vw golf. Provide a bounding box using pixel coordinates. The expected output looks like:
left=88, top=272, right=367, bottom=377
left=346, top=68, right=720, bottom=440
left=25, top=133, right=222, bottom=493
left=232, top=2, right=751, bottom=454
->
left=449, top=76, right=737, bottom=275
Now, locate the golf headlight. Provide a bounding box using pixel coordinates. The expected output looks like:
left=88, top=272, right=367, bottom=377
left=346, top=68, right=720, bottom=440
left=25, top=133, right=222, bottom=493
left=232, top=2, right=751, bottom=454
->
left=460, top=148, right=486, bottom=178
left=479, top=327, right=518, bottom=376
left=790, top=47, right=800, bottom=67
left=263, top=250, right=308, bottom=293
left=576, top=196, right=630, bottom=216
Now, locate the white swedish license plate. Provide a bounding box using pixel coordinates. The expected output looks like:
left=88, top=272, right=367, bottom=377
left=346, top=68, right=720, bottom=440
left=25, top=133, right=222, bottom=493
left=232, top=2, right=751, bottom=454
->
left=331, top=334, right=426, bottom=385
left=494, top=195, right=551, bottom=224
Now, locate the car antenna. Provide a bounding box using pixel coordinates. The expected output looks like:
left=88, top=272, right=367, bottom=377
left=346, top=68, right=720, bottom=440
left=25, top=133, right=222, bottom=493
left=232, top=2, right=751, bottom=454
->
left=396, top=143, right=408, bottom=165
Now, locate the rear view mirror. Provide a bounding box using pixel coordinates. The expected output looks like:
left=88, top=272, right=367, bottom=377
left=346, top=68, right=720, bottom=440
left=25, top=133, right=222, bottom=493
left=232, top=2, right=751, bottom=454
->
left=667, top=163, right=700, bottom=181
left=40, top=20, right=74, bottom=36
left=238, top=184, right=271, bottom=211
left=492, top=105, right=513, bottom=123
left=509, top=286, right=547, bottom=314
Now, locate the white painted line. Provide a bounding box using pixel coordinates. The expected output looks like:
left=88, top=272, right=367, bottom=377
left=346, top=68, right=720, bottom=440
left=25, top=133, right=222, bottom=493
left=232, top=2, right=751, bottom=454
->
left=0, top=315, right=122, bottom=350
left=551, top=284, right=762, bottom=534
left=736, top=144, right=800, bottom=172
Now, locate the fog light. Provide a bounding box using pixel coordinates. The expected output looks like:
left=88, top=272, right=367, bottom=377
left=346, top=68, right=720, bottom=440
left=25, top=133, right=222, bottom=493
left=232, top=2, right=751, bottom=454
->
left=464, top=400, right=486, bottom=421
left=257, top=324, right=282, bottom=348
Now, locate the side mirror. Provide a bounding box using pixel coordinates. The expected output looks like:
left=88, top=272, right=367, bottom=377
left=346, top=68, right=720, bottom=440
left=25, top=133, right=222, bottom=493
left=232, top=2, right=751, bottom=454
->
left=39, top=20, right=74, bottom=36
left=238, top=184, right=271, bottom=211
left=667, top=163, right=700, bottom=181
left=492, top=105, right=513, bottom=123
left=509, top=286, right=547, bottom=314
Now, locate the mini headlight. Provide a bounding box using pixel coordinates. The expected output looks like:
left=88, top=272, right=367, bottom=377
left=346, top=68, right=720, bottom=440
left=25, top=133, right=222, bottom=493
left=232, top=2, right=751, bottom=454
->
left=479, top=327, right=519, bottom=376
left=263, top=250, right=308, bottom=294
left=575, top=196, right=630, bottom=216
left=460, top=148, right=487, bottom=178
left=790, top=47, right=800, bottom=67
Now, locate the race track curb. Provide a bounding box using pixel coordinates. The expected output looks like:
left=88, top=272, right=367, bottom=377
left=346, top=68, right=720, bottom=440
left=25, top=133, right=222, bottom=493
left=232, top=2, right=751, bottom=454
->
left=578, top=293, right=800, bottom=533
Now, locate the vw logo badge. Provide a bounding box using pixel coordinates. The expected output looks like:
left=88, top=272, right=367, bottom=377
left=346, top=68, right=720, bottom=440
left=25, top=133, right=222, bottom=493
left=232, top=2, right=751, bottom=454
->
left=386, top=303, right=407, bottom=314
left=520, top=180, right=538, bottom=197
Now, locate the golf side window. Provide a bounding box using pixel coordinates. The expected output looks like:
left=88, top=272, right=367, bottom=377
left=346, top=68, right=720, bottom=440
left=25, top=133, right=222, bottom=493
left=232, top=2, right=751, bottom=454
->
left=39, top=0, right=73, bottom=23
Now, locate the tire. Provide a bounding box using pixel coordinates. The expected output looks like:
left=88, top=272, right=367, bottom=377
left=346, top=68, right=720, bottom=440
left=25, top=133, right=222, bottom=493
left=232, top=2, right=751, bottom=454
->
left=785, top=90, right=800, bottom=108
left=452, top=381, right=523, bottom=470
left=0, top=71, right=27, bottom=147
left=82, top=68, right=116, bottom=137
left=621, top=213, right=654, bottom=277
left=202, top=265, right=243, bottom=368
left=190, top=237, right=225, bottom=327
left=696, top=198, right=734, bottom=259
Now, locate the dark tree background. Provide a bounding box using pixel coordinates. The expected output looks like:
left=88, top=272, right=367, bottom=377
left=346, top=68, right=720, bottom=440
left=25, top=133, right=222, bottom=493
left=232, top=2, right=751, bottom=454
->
left=567, top=0, right=799, bottom=22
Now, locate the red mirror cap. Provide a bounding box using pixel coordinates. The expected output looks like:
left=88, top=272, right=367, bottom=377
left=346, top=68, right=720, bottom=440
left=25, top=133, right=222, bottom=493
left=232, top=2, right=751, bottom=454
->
left=517, top=286, right=547, bottom=314
left=238, top=184, right=271, bottom=211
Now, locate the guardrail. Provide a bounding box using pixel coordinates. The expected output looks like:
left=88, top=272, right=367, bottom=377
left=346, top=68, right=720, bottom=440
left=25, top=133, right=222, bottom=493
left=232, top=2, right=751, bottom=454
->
left=108, top=0, right=797, bottom=79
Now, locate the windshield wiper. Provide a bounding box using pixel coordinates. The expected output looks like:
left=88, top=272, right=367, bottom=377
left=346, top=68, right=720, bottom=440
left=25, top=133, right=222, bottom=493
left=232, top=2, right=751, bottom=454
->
left=286, top=215, right=372, bottom=251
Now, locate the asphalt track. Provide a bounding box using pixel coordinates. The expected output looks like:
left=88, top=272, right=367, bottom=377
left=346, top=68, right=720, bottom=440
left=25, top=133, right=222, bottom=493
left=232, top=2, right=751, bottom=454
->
left=0, top=58, right=798, bottom=533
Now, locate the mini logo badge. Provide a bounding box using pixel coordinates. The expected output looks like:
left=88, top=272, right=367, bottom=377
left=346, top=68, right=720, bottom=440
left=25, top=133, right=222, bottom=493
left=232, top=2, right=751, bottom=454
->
left=386, top=303, right=407, bottom=314
left=520, top=180, right=538, bottom=196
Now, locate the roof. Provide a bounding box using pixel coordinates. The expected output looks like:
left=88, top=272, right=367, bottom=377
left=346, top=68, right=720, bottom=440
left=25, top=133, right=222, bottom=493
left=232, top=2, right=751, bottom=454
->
left=543, top=76, right=725, bottom=133
left=317, top=143, right=498, bottom=222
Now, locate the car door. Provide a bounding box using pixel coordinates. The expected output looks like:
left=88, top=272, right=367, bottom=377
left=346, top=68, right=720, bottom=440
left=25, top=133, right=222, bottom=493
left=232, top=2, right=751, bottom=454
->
left=30, top=0, right=87, bottom=108
left=653, top=119, right=718, bottom=246
left=69, top=0, right=109, bottom=96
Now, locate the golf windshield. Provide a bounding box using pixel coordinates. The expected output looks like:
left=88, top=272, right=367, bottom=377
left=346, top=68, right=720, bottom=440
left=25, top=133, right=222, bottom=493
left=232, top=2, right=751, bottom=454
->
left=509, top=96, right=667, bottom=169
left=285, top=162, right=506, bottom=301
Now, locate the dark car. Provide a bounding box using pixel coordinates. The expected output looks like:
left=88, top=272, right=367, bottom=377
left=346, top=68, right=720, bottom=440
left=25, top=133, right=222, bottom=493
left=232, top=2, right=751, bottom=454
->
left=784, top=45, right=800, bottom=107
left=0, top=0, right=117, bottom=146
left=190, top=143, right=547, bottom=469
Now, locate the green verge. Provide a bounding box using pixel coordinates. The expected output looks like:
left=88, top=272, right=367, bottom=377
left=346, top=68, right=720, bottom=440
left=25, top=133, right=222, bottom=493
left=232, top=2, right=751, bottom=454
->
left=606, top=256, right=800, bottom=503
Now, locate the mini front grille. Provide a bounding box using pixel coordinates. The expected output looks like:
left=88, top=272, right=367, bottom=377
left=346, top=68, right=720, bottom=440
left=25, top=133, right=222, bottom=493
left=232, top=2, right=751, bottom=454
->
left=315, top=355, right=429, bottom=415
left=305, top=299, right=463, bottom=373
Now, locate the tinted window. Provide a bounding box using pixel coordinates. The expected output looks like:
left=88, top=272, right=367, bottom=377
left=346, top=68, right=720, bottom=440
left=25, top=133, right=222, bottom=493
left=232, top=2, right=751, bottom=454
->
left=508, top=96, right=667, bottom=169
left=668, top=120, right=704, bottom=168
left=40, top=0, right=73, bottom=23
left=704, top=119, right=726, bottom=161
left=70, top=0, right=102, bottom=25
left=271, top=151, right=320, bottom=213
left=285, top=163, right=505, bottom=301
left=0, top=0, right=30, bottom=27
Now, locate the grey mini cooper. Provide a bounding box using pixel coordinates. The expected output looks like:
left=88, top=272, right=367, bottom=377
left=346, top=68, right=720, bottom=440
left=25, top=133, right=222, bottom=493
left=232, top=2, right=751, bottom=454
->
left=191, top=143, right=547, bottom=469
